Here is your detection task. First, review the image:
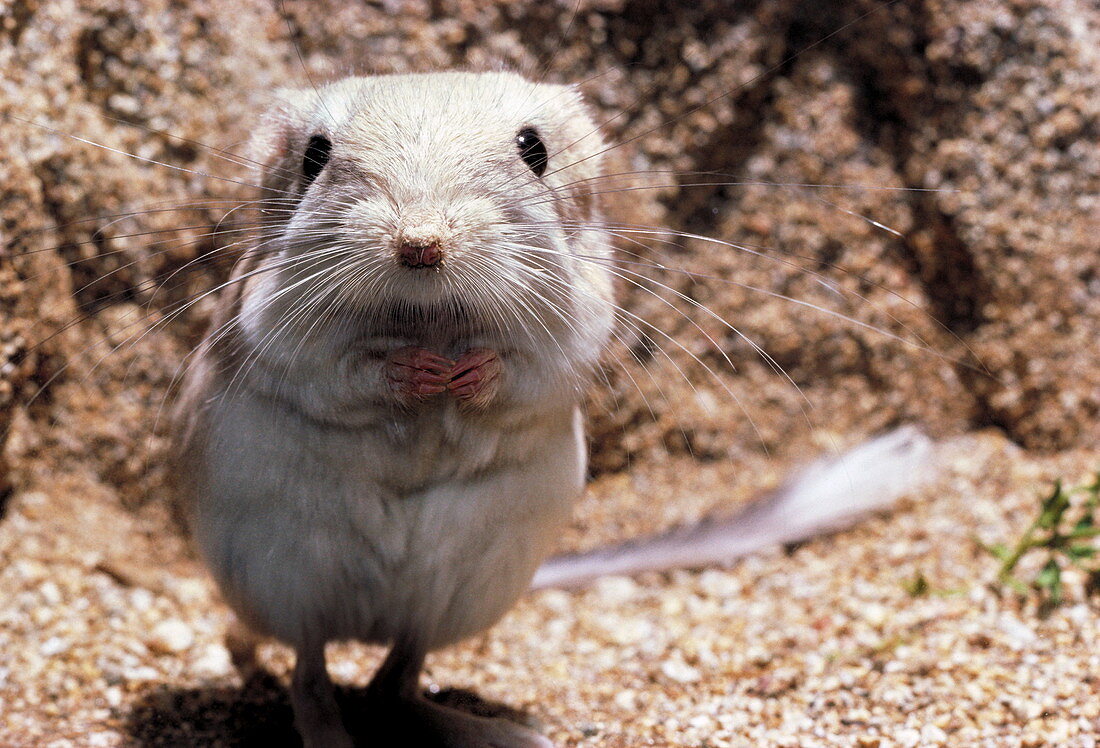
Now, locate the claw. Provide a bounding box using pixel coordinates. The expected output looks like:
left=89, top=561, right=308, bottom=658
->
left=386, top=347, right=454, bottom=405
left=384, top=347, right=502, bottom=409
left=389, top=347, right=454, bottom=375
left=447, top=348, right=501, bottom=409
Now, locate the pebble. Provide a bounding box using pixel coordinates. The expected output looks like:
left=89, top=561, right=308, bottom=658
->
left=593, top=576, right=640, bottom=605
left=896, top=727, right=921, bottom=747
left=536, top=590, right=573, bottom=613
left=698, top=569, right=742, bottom=598
left=122, top=666, right=160, bottom=682
left=104, top=686, right=123, bottom=708
left=146, top=620, right=194, bottom=654
left=660, top=658, right=701, bottom=683
left=921, top=724, right=949, bottom=744
left=39, top=581, right=62, bottom=606
left=39, top=637, right=70, bottom=657
left=613, top=689, right=637, bottom=710
left=191, top=643, right=233, bottom=679
left=999, top=615, right=1038, bottom=649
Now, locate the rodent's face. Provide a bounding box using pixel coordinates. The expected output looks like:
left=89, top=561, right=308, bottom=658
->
left=247, top=72, right=615, bottom=352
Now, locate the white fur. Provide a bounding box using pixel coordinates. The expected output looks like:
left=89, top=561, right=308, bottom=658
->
left=189, top=382, right=584, bottom=649
left=174, top=72, right=614, bottom=655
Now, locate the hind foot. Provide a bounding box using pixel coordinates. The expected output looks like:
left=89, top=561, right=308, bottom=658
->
left=291, top=643, right=354, bottom=748
left=365, top=642, right=551, bottom=747
left=377, top=694, right=553, bottom=747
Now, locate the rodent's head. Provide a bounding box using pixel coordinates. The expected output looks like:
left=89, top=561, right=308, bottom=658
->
left=245, top=71, right=615, bottom=361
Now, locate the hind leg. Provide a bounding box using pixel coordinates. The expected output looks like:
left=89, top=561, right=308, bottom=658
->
left=368, top=642, right=553, bottom=748
left=291, top=640, right=354, bottom=748
left=224, top=615, right=263, bottom=681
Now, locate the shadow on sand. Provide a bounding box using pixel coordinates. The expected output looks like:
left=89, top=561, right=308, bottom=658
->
left=124, top=671, right=539, bottom=746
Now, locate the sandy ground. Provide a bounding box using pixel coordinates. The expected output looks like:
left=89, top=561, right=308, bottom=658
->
left=2, top=428, right=1098, bottom=747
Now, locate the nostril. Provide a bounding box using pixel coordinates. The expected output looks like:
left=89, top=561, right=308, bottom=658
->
left=398, top=240, right=443, bottom=268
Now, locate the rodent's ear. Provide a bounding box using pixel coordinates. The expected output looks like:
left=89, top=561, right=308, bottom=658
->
left=248, top=88, right=319, bottom=199
left=544, top=86, right=609, bottom=224
left=551, top=86, right=668, bottom=261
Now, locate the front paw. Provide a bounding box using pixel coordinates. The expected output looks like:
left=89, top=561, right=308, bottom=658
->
left=447, top=348, right=502, bottom=411
left=386, top=347, right=454, bottom=407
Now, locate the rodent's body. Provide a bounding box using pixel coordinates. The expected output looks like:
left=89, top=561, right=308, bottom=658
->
left=172, top=72, right=614, bottom=746
left=181, top=344, right=583, bottom=650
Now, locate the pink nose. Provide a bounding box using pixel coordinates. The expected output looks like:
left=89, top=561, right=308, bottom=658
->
left=399, top=239, right=443, bottom=268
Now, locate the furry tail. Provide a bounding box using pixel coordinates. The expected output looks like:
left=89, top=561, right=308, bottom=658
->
left=531, top=426, right=936, bottom=590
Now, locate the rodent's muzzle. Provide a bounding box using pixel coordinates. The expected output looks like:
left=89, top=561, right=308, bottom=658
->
left=398, top=238, right=443, bottom=268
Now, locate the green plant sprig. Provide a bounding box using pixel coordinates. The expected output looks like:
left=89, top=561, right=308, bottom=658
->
left=978, top=471, right=1100, bottom=614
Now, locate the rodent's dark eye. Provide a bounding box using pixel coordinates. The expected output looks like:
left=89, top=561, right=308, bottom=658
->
left=302, top=134, right=331, bottom=185
left=515, top=127, right=548, bottom=177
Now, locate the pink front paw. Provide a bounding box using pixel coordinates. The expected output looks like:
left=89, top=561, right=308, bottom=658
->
left=447, top=348, right=502, bottom=410
left=386, top=347, right=454, bottom=406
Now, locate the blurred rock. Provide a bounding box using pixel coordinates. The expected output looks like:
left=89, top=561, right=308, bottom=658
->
left=0, top=0, right=1096, bottom=498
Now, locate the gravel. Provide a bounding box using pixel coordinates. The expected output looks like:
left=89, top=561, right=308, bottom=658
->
left=3, top=431, right=1099, bottom=746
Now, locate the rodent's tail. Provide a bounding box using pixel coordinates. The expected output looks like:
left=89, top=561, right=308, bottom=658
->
left=531, top=426, right=936, bottom=590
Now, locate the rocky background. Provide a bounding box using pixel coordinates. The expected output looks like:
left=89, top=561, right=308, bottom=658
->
left=1, top=0, right=1097, bottom=745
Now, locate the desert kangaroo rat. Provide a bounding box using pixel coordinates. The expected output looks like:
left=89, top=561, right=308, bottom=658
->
left=172, top=71, right=931, bottom=747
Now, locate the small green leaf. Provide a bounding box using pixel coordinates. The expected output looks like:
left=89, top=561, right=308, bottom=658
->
left=984, top=470, right=1100, bottom=613
left=1035, top=562, right=1056, bottom=588
left=1035, top=559, right=1063, bottom=604
left=1038, top=482, right=1069, bottom=529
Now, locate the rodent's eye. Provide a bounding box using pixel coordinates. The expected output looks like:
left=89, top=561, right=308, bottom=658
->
left=302, top=134, right=332, bottom=185
left=515, top=127, right=548, bottom=177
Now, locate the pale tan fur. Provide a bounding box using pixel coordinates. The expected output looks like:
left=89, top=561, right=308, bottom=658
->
left=172, top=72, right=616, bottom=747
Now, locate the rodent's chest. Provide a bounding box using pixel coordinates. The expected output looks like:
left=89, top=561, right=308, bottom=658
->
left=373, top=407, right=503, bottom=488
left=338, top=304, right=505, bottom=366
left=356, top=300, right=488, bottom=352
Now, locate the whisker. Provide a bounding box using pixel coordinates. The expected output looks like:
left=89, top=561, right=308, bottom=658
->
left=7, top=114, right=299, bottom=197
left=559, top=220, right=990, bottom=376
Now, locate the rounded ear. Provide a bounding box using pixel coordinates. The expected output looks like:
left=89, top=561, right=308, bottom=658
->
left=247, top=88, right=321, bottom=200
left=543, top=86, right=608, bottom=226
